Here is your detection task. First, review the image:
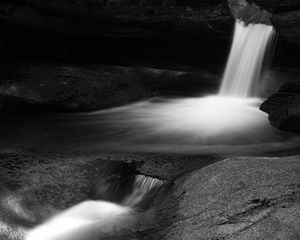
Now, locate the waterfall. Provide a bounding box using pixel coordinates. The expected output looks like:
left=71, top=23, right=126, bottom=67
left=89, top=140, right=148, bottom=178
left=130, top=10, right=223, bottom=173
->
left=122, top=175, right=164, bottom=207
left=219, top=20, right=275, bottom=98
left=25, top=174, right=163, bottom=240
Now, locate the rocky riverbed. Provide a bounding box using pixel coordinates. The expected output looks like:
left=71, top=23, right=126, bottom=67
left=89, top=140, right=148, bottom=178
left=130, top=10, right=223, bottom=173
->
left=0, top=1, right=299, bottom=239
left=0, top=148, right=299, bottom=240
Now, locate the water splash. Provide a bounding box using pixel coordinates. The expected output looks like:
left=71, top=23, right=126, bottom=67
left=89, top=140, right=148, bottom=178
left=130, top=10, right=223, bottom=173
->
left=219, top=20, right=275, bottom=97
left=122, top=175, right=164, bottom=207
left=25, top=175, right=163, bottom=240
left=25, top=201, right=132, bottom=240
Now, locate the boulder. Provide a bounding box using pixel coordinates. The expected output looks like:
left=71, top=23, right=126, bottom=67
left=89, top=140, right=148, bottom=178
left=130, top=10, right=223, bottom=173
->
left=260, top=73, right=300, bottom=133
left=0, top=62, right=148, bottom=112
left=0, top=61, right=219, bottom=113
left=152, top=155, right=300, bottom=240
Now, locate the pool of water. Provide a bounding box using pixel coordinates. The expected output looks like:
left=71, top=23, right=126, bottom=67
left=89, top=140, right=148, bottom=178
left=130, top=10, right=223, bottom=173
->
left=0, top=96, right=299, bottom=156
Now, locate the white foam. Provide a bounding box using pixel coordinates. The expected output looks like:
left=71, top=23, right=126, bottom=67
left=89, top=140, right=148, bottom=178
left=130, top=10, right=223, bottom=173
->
left=25, top=201, right=132, bottom=240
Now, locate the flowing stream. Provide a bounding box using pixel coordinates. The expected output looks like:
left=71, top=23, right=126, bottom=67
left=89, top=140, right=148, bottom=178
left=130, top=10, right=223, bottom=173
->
left=220, top=20, right=276, bottom=97
left=25, top=175, right=163, bottom=240
left=0, top=21, right=299, bottom=155
left=2, top=20, right=300, bottom=239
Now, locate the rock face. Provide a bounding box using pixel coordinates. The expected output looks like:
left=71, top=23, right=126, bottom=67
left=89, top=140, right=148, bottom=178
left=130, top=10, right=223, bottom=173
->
left=0, top=61, right=219, bottom=113
left=228, top=0, right=300, bottom=45
left=0, top=0, right=233, bottom=37
left=153, top=155, right=300, bottom=240
left=1, top=0, right=300, bottom=47
left=272, top=10, right=300, bottom=45
left=0, top=62, right=147, bottom=112
left=260, top=74, right=300, bottom=133
left=228, top=0, right=272, bottom=24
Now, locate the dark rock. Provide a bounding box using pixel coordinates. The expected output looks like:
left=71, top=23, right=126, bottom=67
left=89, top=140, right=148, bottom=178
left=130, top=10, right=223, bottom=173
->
left=229, top=0, right=272, bottom=24
left=0, top=61, right=219, bottom=113
left=260, top=69, right=300, bottom=133
left=260, top=68, right=297, bottom=97
left=272, top=10, right=300, bottom=45
left=0, top=0, right=233, bottom=37
left=152, top=155, right=300, bottom=240
left=0, top=62, right=147, bottom=112
left=252, top=0, right=300, bottom=13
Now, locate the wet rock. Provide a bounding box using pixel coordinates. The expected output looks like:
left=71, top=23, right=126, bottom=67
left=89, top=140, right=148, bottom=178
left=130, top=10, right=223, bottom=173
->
left=0, top=148, right=299, bottom=239
left=228, top=0, right=272, bottom=24
left=260, top=73, right=300, bottom=133
left=260, top=68, right=299, bottom=97
left=0, top=61, right=219, bottom=113
left=153, top=155, right=300, bottom=240
left=0, top=62, right=147, bottom=112
left=272, top=10, right=300, bottom=45
left=0, top=148, right=218, bottom=239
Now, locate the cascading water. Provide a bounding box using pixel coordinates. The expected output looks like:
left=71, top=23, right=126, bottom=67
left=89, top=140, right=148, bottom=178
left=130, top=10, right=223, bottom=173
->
left=1, top=20, right=299, bottom=154
left=2, top=18, right=300, bottom=240
left=25, top=175, right=163, bottom=240
left=220, top=20, right=275, bottom=97
left=25, top=201, right=132, bottom=240
left=122, top=175, right=164, bottom=207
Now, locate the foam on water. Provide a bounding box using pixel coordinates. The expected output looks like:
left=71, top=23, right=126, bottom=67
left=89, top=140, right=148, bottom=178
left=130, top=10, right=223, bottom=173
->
left=25, top=201, right=132, bottom=240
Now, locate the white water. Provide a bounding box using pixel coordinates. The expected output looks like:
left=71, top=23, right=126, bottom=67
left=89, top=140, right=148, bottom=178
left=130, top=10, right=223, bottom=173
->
left=220, top=20, right=275, bottom=97
left=3, top=20, right=300, bottom=240
left=25, top=201, right=132, bottom=240
left=25, top=175, right=163, bottom=240
left=1, top=20, right=294, bottom=155
left=79, top=20, right=286, bottom=151
left=122, top=175, right=164, bottom=207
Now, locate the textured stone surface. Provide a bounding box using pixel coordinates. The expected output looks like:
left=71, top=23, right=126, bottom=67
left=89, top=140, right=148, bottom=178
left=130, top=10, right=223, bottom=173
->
left=229, top=0, right=272, bottom=24
left=0, top=149, right=299, bottom=239
left=0, top=61, right=218, bottom=113
left=153, top=155, right=300, bottom=240
left=0, top=148, right=218, bottom=239
left=260, top=73, right=300, bottom=133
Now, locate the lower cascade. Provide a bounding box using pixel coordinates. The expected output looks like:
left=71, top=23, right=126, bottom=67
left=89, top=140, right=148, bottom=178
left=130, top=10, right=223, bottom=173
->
left=25, top=201, right=132, bottom=240
left=25, top=175, right=163, bottom=240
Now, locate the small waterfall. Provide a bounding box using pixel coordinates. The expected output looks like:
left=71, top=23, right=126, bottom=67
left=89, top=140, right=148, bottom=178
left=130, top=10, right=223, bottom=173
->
left=219, top=20, right=275, bottom=97
left=122, top=175, right=164, bottom=207
left=25, top=174, right=163, bottom=240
